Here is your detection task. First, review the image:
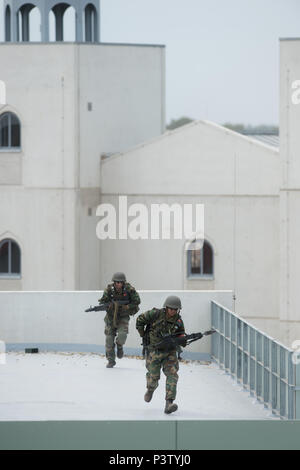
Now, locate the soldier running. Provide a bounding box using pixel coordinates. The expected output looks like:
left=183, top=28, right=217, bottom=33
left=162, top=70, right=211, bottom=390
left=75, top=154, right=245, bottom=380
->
left=136, top=295, right=186, bottom=414
left=100, top=272, right=141, bottom=368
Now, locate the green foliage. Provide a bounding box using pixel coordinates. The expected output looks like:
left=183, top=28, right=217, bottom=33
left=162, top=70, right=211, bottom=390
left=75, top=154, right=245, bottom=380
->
left=166, top=117, right=194, bottom=130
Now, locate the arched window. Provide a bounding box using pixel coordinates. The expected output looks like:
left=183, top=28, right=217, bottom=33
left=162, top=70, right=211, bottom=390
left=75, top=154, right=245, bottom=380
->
left=187, top=239, right=213, bottom=277
left=17, top=3, right=36, bottom=42
left=85, top=3, right=98, bottom=42
left=0, top=112, right=21, bottom=149
left=0, top=239, right=21, bottom=277
left=51, top=3, right=76, bottom=41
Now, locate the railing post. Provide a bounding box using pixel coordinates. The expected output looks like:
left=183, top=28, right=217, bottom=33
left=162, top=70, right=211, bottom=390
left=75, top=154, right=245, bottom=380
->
left=296, top=361, right=300, bottom=419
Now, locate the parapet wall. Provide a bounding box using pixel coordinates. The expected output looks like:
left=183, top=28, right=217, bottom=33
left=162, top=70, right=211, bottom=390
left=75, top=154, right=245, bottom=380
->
left=0, top=290, right=233, bottom=359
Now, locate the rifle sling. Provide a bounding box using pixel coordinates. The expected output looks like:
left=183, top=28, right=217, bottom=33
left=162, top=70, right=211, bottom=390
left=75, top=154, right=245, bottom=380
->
left=113, top=301, right=119, bottom=328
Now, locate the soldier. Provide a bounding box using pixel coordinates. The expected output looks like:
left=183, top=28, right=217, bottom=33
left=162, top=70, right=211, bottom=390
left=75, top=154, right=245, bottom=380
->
left=136, top=295, right=186, bottom=414
left=100, top=272, right=140, bottom=368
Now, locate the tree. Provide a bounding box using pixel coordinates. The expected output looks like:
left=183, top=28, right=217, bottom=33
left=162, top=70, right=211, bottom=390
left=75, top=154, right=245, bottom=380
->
left=166, top=117, right=194, bottom=130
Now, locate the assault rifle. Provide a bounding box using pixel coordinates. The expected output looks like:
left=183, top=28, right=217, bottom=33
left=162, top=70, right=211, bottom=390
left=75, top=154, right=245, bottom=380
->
left=153, top=329, right=216, bottom=352
left=85, top=300, right=130, bottom=313
left=142, top=324, right=151, bottom=358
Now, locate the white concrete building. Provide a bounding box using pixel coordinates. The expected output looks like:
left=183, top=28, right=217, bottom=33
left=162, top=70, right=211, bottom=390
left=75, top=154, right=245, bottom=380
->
left=99, top=38, right=300, bottom=346
left=1, top=2, right=300, bottom=347
left=100, top=120, right=281, bottom=340
left=0, top=1, right=165, bottom=291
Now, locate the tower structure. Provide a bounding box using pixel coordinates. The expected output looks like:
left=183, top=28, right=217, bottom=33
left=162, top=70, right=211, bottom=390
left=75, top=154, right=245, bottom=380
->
left=4, top=0, right=100, bottom=42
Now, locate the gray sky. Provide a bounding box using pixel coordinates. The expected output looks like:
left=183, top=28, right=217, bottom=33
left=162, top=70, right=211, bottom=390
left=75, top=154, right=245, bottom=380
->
left=1, top=0, right=300, bottom=125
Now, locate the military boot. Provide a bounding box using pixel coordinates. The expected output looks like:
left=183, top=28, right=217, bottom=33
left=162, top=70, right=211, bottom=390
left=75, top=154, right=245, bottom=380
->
left=164, top=399, right=178, bottom=414
left=116, top=344, right=124, bottom=359
left=144, top=389, right=154, bottom=402
left=106, top=360, right=116, bottom=368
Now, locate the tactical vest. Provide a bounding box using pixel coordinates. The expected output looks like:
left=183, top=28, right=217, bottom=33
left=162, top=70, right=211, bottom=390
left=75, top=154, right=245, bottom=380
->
left=147, top=308, right=184, bottom=349
left=107, top=283, right=132, bottom=302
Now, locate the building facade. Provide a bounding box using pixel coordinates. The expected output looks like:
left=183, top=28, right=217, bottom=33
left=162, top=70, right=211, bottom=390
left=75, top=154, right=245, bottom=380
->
left=1, top=3, right=300, bottom=347
left=0, top=1, right=165, bottom=290
left=100, top=120, right=281, bottom=340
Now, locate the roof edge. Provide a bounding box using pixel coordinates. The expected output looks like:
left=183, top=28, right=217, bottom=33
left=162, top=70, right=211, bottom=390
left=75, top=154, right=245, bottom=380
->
left=102, top=119, right=279, bottom=165
left=0, top=41, right=165, bottom=48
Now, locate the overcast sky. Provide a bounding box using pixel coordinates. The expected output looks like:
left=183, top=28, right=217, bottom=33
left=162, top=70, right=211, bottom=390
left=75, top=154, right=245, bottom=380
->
left=1, top=0, right=300, bottom=125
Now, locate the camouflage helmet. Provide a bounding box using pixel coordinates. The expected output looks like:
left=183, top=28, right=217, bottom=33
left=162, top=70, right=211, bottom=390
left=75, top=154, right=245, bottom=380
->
left=112, top=272, right=126, bottom=283
left=163, top=295, right=182, bottom=310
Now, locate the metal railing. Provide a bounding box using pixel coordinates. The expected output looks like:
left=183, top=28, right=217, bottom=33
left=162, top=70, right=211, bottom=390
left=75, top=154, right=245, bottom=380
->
left=211, top=301, right=300, bottom=419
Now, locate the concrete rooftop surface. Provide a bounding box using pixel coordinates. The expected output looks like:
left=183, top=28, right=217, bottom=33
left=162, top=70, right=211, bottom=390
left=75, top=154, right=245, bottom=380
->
left=0, top=352, right=277, bottom=421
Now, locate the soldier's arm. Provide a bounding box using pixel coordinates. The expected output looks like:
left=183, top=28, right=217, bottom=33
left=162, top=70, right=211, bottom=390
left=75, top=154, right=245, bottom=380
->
left=176, top=317, right=185, bottom=335
left=98, top=287, right=112, bottom=308
left=136, top=308, right=158, bottom=336
left=118, top=285, right=140, bottom=316
left=175, top=317, right=187, bottom=348
left=126, top=286, right=141, bottom=316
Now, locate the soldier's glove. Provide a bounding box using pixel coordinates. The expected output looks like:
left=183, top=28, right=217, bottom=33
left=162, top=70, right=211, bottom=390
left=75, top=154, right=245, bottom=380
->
left=176, top=334, right=188, bottom=347
left=129, top=306, right=139, bottom=316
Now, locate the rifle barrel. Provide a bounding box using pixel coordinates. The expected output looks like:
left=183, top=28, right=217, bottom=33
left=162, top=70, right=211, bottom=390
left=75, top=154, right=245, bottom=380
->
left=84, top=299, right=130, bottom=313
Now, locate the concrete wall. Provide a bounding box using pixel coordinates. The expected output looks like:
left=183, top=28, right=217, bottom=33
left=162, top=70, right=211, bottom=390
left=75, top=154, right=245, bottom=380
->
left=0, top=44, right=78, bottom=290
left=0, top=290, right=233, bottom=358
left=78, top=43, right=165, bottom=188
left=0, top=42, right=165, bottom=291
left=77, top=43, right=165, bottom=290
left=0, top=44, right=78, bottom=188
left=0, top=188, right=77, bottom=290
left=279, top=39, right=300, bottom=346
left=101, top=121, right=279, bottom=196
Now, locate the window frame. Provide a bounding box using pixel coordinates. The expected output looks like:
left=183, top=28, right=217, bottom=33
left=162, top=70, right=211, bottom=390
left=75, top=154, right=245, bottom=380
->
left=187, top=239, right=214, bottom=279
left=0, top=112, right=21, bottom=151
left=0, top=239, right=22, bottom=279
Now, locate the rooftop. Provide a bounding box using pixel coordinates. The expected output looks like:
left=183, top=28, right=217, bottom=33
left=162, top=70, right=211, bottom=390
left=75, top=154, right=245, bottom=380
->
left=0, top=351, right=276, bottom=421
left=244, top=134, right=279, bottom=148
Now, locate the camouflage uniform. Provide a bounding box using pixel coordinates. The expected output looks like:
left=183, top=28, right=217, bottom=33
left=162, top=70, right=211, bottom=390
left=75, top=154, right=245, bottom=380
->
left=136, top=307, right=185, bottom=401
left=100, top=282, right=140, bottom=363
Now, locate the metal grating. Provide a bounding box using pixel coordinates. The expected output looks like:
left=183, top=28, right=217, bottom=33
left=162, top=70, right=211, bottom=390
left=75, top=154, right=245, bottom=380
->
left=211, top=301, right=300, bottom=419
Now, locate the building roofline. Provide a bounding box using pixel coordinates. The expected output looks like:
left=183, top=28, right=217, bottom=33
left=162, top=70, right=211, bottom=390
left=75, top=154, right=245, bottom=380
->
left=280, top=37, right=300, bottom=41
left=102, top=119, right=279, bottom=165
left=200, top=120, right=279, bottom=151
left=0, top=41, right=165, bottom=48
